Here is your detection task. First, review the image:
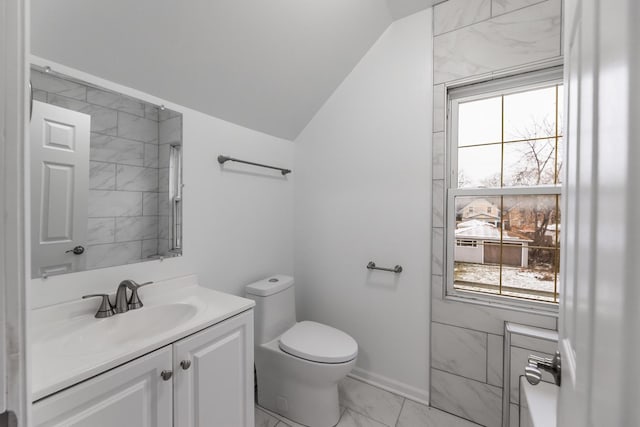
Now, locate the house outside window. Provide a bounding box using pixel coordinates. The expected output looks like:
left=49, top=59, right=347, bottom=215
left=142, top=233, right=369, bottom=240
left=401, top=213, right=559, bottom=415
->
left=447, top=68, right=563, bottom=307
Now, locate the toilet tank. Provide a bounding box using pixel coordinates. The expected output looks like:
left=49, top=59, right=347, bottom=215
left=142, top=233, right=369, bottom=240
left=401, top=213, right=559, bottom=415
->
left=245, top=275, right=296, bottom=345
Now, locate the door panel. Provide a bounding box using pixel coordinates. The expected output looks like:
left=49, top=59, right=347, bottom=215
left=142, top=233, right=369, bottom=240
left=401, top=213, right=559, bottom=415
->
left=41, top=162, right=74, bottom=241
left=559, top=0, right=640, bottom=425
left=173, top=311, right=254, bottom=427
left=30, top=101, right=90, bottom=277
left=33, top=347, right=173, bottom=427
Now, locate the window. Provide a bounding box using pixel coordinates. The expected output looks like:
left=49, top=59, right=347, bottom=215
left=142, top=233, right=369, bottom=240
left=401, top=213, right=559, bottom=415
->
left=456, top=240, right=478, bottom=248
left=447, top=69, right=562, bottom=306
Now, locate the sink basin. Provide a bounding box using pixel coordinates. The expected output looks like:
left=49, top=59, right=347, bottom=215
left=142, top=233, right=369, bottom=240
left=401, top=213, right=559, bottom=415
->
left=31, top=275, right=256, bottom=401
left=38, top=303, right=198, bottom=356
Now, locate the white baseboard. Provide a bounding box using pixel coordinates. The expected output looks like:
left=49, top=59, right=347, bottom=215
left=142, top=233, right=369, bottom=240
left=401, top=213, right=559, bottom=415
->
left=348, top=367, right=429, bottom=406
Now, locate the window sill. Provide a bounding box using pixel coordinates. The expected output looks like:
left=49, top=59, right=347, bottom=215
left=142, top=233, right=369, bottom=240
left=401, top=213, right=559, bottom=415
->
left=442, top=289, right=559, bottom=318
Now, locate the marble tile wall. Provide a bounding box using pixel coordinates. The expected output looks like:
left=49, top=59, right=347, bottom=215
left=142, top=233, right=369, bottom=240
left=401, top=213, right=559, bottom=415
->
left=429, top=1, right=562, bottom=426
left=31, top=70, right=166, bottom=269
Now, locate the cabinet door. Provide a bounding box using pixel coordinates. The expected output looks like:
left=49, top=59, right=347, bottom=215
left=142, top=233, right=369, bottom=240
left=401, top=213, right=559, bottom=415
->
left=33, top=347, right=173, bottom=427
left=173, top=310, right=254, bottom=427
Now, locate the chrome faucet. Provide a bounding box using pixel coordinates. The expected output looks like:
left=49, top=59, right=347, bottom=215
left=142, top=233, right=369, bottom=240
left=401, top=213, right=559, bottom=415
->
left=114, top=280, right=154, bottom=313
left=83, top=280, right=154, bottom=318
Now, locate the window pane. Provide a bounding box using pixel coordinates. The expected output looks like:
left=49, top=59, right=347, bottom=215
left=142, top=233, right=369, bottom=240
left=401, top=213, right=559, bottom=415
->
left=455, top=195, right=501, bottom=225
left=502, top=195, right=560, bottom=250
left=454, top=195, right=503, bottom=294
left=453, top=194, right=560, bottom=302
left=458, top=96, right=502, bottom=147
left=457, top=144, right=501, bottom=188
left=503, top=139, right=557, bottom=186
left=503, top=86, right=557, bottom=141
left=501, top=248, right=558, bottom=303
left=454, top=261, right=501, bottom=296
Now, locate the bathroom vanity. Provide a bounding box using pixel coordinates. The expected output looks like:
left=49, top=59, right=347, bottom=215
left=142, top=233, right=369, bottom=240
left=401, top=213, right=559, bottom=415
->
left=31, top=276, right=255, bottom=427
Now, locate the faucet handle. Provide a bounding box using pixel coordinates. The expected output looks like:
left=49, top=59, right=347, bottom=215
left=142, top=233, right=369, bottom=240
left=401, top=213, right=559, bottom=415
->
left=128, top=281, right=154, bottom=310
left=82, top=294, right=115, bottom=318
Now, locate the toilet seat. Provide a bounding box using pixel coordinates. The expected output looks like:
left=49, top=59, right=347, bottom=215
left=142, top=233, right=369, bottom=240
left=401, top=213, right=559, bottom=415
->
left=279, top=321, right=358, bottom=364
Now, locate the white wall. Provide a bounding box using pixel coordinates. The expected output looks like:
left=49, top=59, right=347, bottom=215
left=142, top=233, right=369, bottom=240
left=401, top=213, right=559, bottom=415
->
left=294, top=10, right=432, bottom=402
left=30, top=58, right=294, bottom=308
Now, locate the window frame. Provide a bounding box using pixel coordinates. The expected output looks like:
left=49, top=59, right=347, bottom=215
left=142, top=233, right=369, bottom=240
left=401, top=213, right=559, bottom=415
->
left=445, top=68, right=563, bottom=313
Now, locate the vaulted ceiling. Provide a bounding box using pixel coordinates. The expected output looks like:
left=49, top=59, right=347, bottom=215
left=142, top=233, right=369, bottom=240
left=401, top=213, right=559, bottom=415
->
left=31, top=0, right=439, bottom=140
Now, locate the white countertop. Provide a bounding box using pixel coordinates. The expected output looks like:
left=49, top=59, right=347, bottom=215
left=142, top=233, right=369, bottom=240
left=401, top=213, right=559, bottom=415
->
left=31, top=275, right=254, bottom=401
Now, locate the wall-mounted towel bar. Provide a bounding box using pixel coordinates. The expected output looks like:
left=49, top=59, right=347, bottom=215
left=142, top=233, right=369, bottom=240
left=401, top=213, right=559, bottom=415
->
left=366, top=261, right=403, bottom=273
left=218, top=155, right=291, bottom=176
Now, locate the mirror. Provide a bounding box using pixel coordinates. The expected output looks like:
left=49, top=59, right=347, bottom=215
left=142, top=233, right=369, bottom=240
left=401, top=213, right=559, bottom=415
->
left=30, top=66, right=183, bottom=278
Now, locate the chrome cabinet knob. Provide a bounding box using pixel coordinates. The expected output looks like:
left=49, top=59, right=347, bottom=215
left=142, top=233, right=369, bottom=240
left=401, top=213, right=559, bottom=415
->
left=161, top=370, right=173, bottom=381
left=180, top=360, right=192, bottom=370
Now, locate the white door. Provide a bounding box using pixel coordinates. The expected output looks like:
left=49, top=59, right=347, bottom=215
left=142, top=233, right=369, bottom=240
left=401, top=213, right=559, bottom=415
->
left=30, top=100, right=90, bottom=278
left=559, top=0, right=640, bottom=425
left=173, top=311, right=254, bottom=427
left=32, top=346, right=173, bottom=427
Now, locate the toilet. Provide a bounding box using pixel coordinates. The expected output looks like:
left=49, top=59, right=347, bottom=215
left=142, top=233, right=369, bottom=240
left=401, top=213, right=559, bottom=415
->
left=246, top=275, right=357, bottom=427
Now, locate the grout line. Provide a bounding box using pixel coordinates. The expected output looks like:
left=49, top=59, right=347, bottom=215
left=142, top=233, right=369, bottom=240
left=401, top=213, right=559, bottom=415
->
left=433, top=7, right=492, bottom=37
left=394, top=398, right=406, bottom=427
left=343, top=406, right=393, bottom=427
left=491, top=0, right=549, bottom=19
left=510, top=344, right=554, bottom=355
left=428, top=403, right=485, bottom=426
left=486, top=333, right=489, bottom=384
left=432, top=319, right=504, bottom=337
left=434, top=0, right=550, bottom=38
left=432, top=367, right=502, bottom=389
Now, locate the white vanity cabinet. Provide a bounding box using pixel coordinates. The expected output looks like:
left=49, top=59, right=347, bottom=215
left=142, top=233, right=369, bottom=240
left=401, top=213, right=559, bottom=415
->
left=173, top=309, right=254, bottom=426
left=33, top=346, right=173, bottom=427
left=33, top=310, right=254, bottom=427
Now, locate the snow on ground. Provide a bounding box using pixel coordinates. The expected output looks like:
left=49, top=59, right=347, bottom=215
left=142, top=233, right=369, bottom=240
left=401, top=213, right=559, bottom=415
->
left=454, top=262, right=557, bottom=302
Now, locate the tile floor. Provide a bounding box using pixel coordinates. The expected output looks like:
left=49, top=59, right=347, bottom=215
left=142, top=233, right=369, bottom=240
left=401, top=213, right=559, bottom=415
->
left=255, top=376, right=481, bottom=427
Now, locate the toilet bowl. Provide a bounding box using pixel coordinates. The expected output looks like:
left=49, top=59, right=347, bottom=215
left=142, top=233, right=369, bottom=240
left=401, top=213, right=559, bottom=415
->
left=246, top=276, right=357, bottom=427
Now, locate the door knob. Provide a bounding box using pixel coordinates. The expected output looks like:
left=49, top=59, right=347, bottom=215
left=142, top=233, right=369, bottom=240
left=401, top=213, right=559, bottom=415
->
left=65, top=245, right=85, bottom=255
left=180, top=360, right=192, bottom=370
left=161, top=370, right=173, bottom=381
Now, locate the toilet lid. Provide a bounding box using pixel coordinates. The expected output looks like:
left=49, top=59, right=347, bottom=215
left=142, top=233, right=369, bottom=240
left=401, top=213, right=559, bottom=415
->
left=279, top=321, right=358, bottom=364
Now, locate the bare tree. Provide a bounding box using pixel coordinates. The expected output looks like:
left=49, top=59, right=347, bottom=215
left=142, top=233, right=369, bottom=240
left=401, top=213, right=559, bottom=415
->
left=507, top=116, right=562, bottom=267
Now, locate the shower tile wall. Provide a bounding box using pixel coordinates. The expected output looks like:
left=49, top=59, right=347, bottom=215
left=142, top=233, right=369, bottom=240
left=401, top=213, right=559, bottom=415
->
left=429, top=1, right=562, bottom=426
left=31, top=70, right=163, bottom=269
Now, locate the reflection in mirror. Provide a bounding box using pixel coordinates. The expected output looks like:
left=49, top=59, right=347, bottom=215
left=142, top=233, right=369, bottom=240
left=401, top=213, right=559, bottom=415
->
left=30, top=66, right=183, bottom=278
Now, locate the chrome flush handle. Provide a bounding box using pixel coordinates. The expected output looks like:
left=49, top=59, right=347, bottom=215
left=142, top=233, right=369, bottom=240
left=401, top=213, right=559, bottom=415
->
left=525, top=351, right=561, bottom=386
